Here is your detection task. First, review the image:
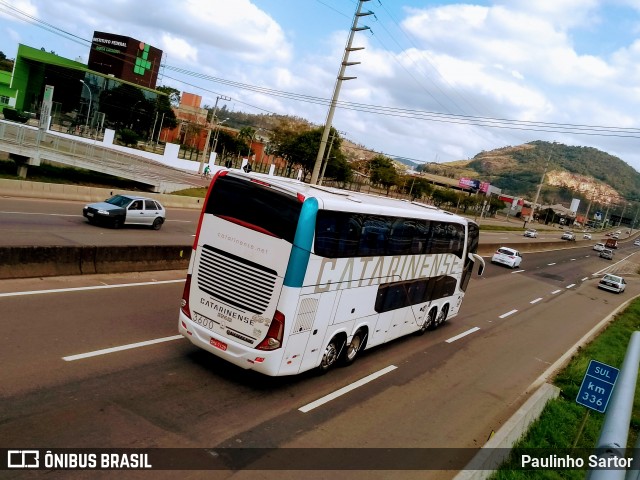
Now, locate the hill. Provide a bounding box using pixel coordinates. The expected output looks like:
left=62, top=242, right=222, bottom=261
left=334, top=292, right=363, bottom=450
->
left=427, top=141, right=640, bottom=206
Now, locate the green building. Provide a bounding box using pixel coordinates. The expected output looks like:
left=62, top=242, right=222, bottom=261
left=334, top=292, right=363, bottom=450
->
left=2, top=44, right=165, bottom=134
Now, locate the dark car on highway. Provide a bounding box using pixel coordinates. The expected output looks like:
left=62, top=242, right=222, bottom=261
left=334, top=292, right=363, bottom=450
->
left=83, top=194, right=166, bottom=230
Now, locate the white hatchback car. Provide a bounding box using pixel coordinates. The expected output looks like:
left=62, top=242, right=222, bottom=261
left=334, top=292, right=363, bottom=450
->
left=593, top=242, right=605, bottom=252
left=598, top=274, right=626, bottom=294
left=524, top=229, right=538, bottom=238
left=83, top=194, right=166, bottom=230
left=491, top=247, right=522, bottom=269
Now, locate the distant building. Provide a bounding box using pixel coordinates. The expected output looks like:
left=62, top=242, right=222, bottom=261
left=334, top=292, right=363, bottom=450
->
left=3, top=43, right=164, bottom=133
left=88, top=32, right=163, bottom=89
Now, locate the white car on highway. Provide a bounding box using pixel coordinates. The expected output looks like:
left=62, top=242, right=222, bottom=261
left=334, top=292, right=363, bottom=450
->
left=491, top=247, right=522, bottom=269
left=598, top=274, right=626, bottom=294
left=83, top=194, right=166, bottom=230
left=593, top=242, right=605, bottom=252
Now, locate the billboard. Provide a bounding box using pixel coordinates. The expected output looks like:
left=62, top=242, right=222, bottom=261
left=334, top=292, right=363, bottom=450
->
left=570, top=198, right=580, bottom=213
left=458, top=178, right=480, bottom=190
left=88, top=31, right=163, bottom=88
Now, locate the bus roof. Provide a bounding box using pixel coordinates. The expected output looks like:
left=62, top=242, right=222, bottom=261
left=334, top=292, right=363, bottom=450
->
left=226, top=171, right=471, bottom=225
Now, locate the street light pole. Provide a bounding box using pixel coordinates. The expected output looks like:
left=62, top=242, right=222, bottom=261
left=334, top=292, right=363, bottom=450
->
left=79, top=80, right=92, bottom=135
left=212, top=118, right=228, bottom=160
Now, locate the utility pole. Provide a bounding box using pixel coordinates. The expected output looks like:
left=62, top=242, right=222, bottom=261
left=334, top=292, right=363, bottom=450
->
left=199, top=95, right=230, bottom=174
left=617, top=202, right=627, bottom=227
left=319, top=130, right=345, bottom=185
left=583, top=189, right=594, bottom=229
left=632, top=204, right=640, bottom=232
left=310, top=0, right=372, bottom=185
left=524, top=154, right=550, bottom=228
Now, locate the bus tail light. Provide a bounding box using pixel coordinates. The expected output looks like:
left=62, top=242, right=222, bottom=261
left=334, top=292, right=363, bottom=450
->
left=256, top=310, right=285, bottom=351
left=180, top=274, right=193, bottom=319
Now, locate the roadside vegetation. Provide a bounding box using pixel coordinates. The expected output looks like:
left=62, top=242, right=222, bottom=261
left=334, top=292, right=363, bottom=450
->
left=491, top=299, right=640, bottom=479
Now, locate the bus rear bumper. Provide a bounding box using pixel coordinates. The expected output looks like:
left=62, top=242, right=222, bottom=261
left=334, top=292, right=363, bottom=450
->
left=179, top=313, right=280, bottom=375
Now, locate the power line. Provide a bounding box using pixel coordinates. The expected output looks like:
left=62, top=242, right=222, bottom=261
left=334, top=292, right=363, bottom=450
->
left=6, top=1, right=640, bottom=150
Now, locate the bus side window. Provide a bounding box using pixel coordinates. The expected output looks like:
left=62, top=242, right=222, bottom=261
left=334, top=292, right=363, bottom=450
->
left=339, top=214, right=362, bottom=257
left=388, top=218, right=416, bottom=255
left=315, top=215, right=339, bottom=257
left=413, top=220, right=430, bottom=254
left=359, top=215, right=390, bottom=257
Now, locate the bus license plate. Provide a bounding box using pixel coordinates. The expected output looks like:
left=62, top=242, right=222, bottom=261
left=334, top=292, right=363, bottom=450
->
left=210, top=338, right=227, bottom=351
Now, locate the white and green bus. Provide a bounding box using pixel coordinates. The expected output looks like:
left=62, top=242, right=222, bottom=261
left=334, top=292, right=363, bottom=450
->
left=179, top=169, right=485, bottom=376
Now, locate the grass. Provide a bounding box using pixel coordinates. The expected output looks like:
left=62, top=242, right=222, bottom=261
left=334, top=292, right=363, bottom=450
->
left=490, top=299, right=640, bottom=478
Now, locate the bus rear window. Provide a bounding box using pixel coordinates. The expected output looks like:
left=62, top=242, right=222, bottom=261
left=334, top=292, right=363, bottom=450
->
left=205, top=175, right=302, bottom=243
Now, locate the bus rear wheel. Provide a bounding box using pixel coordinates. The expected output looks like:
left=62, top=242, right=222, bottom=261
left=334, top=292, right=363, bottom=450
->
left=343, top=330, right=365, bottom=365
left=319, top=337, right=342, bottom=373
left=435, top=305, right=449, bottom=327
left=418, top=308, right=437, bottom=334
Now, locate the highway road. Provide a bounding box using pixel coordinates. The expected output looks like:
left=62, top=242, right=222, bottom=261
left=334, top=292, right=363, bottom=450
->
left=0, top=197, right=612, bottom=249
left=1, top=239, right=639, bottom=479
left=0, top=197, right=200, bottom=246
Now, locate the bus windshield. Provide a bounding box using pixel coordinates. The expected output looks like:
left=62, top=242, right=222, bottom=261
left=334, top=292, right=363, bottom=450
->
left=204, top=175, right=303, bottom=242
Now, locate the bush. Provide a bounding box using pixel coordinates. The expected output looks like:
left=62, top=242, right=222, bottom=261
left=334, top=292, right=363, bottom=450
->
left=2, top=107, right=30, bottom=124
left=117, top=128, right=140, bottom=147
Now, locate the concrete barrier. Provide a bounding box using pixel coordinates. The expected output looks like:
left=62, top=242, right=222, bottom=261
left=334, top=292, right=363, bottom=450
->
left=0, top=178, right=205, bottom=209
left=0, top=241, right=580, bottom=280
left=0, top=177, right=590, bottom=279
left=0, top=245, right=191, bottom=279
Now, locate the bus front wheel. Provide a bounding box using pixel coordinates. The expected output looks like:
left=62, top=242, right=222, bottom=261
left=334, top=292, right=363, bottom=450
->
left=319, top=336, right=343, bottom=373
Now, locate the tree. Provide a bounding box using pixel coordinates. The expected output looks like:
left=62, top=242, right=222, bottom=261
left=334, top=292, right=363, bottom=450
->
left=0, top=51, right=12, bottom=72
left=154, top=92, right=177, bottom=131
left=400, top=176, right=434, bottom=201
left=369, top=155, right=400, bottom=195
left=324, top=152, right=353, bottom=184
left=213, top=129, right=246, bottom=164
left=430, top=188, right=458, bottom=208
left=237, top=127, right=256, bottom=158
left=100, top=84, right=152, bottom=134
left=270, top=119, right=313, bottom=175
left=487, top=197, right=507, bottom=216
left=458, top=193, right=479, bottom=213
left=156, top=86, right=181, bottom=107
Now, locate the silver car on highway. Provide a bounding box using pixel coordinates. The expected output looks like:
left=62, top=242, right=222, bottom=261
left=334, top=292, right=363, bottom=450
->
left=83, top=194, right=166, bottom=230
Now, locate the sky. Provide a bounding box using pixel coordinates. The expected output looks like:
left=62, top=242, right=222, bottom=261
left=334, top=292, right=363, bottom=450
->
left=3, top=0, right=640, bottom=173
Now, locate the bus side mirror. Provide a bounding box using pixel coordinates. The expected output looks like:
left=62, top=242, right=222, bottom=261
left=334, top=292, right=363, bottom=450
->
left=470, top=253, right=485, bottom=276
